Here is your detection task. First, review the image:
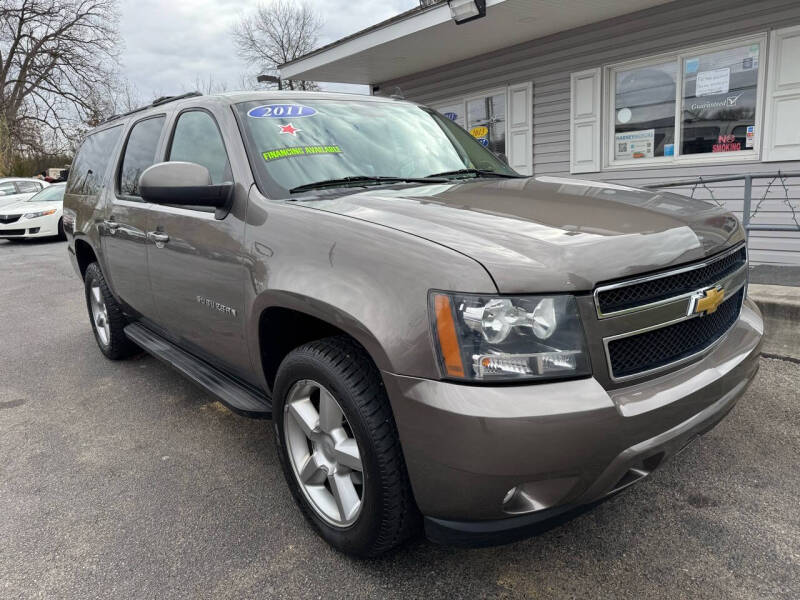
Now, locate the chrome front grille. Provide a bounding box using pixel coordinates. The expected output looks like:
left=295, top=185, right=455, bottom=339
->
left=606, top=288, right=744, bottom=379
left=0, top=214, right=21, bottom=224
left=595, top=245, right=747, bottom=318
left=595, top=243, right=748, bottom=382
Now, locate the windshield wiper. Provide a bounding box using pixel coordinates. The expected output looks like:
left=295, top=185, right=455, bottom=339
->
left=289, top=175, right=447, bottom=194
left=424, top=168, right=524, bottom=179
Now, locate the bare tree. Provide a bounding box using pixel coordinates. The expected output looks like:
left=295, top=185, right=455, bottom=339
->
left=232, top=0, right=321, bottom=91
left=190, top=74, right=230, bottom=95
left=0, top=0, right=119, bottom=174
left=111, top=78, right=144, bottom=114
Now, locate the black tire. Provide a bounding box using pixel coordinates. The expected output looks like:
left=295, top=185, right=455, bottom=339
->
left=57, top=218, right=66, bottom=241
left=273, top=336, right=419, bottom=557
left=83, top=262, right=139, bottom=360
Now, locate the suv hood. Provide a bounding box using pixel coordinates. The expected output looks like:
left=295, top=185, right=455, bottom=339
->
left=296, top=176, right=743, bottom=293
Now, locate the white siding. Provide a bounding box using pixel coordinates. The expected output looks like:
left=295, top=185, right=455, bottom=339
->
left=379, top=0, right=800, bottom=265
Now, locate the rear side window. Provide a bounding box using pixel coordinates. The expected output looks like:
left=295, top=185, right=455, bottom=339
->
left=119, top=116, right=165, bottom=197
left=16, top=181, right=42, bottom=193
left=67, top=125, right=123, bottom=196
left=168, top=111, right=232, bottom=184
left=0, top=181, right=17, bottom=196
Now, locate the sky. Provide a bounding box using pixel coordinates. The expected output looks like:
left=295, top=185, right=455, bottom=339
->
left=118, top=0, right=419, bottom=99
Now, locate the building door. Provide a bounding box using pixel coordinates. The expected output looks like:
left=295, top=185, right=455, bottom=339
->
left=431, top=83, right=532, bottom=175
left=466, top=91, right=507, bottom=163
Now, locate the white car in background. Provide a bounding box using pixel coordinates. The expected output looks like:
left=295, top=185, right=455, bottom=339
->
left=0, top=182, right=66, bottom=240
left=0, top=178, right=49, bottom=208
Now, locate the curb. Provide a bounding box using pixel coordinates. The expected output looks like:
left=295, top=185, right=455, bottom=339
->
left=748, top=284, right=800, bottom=362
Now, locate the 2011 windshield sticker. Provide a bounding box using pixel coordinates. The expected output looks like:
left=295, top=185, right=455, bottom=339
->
left=248, top=104, right=316, bottom=118
left=262, top=145, right=342, bottom=162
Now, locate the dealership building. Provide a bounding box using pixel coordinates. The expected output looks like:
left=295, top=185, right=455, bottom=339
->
left=281, top=0, right=800, bottom=265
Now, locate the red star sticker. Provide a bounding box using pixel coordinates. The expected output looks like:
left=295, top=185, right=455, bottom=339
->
left=279, top=123, right=300, bottom=135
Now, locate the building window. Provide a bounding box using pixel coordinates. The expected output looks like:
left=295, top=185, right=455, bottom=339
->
left=613, top=61, right=676, bottom=160
left=606, top=35, right=765, bottom=168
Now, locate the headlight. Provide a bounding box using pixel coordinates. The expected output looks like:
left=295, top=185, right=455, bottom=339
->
left=22, top=209, right=57, bottom=219
left=430, top=292, right=591, bottom=381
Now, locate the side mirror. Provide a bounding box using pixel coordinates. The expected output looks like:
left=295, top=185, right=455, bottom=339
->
left=139, top=162, right=232, bottom=207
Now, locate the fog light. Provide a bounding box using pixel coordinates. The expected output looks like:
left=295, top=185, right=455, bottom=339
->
left=502, top=486, right=517, bottom=505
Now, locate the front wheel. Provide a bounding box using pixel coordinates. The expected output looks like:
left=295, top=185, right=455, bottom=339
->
left=273, top=336, right=418, bottom=557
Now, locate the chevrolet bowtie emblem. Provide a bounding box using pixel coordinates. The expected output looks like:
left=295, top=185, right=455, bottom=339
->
left=689, top=286, right=725, bottom=317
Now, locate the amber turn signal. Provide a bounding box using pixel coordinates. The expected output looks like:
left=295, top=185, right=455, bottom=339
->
left=433, top=294, right=466, bottom=377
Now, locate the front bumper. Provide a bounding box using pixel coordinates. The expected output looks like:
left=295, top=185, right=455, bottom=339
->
left=382, top=298, right=763, bottom=546
left=0, top=214, right=59, bottom=238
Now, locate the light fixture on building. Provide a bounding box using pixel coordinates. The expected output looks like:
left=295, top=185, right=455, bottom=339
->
left=447, top=0, right=486, bottom=25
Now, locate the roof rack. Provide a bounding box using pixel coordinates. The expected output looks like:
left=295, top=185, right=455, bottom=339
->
left=151, top=91, right=202, bottom=106
left=98, top=91, right=203, bottom=126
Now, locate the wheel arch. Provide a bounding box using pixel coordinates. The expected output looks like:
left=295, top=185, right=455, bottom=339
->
left=74, top=236, right=99, bottom=278
left=253, top=292, right=392, bottom=394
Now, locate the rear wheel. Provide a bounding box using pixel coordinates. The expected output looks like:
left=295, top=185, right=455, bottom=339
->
left=273, top=336, right=418, bottom=557
left=83, top=262, right=139, bottom=360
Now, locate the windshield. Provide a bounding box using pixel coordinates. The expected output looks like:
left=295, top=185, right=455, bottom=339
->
left=235, top=99, right=519, bottom=198
left=28, top=183, right=65, bottom=202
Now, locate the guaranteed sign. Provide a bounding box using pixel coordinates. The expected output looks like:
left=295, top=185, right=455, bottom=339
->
left=262, top=145, right=342, bottom=162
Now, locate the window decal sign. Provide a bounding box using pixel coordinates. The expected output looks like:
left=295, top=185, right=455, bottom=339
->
left=478, top=138, right=489, bottom=147
left=745, top=45, right=760, bottom=70
left=469, top=126, right=488, bottom=139
left=614, top=129, right=654, bottom=159
left=688, top=92, right=744, bottom=111
left=262, top=145, right=342, bottom=162
left=746, top=125, right=755, bottom=148
left=248, top=104, right=316, bottom=118
left=696, top=68, right=730, bottom=97
left=443, top=112, right=458, bottom=121
left=712, top=135, right=741, bottom=153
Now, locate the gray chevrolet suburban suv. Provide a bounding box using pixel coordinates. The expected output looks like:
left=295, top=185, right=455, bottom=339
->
left=64, top=91, right=763, bottom=557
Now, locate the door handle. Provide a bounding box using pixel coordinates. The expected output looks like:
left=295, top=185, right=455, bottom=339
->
left=148, top=231, right=170, bottom=248
left=104, top=219, right=120, bottom=234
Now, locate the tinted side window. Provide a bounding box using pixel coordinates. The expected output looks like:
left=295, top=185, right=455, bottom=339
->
left=119, top=116, right=165, bottom=197
left=67, top=126, right=123, bottom=195
left=168, top=111, right=231, bottom=184
left=16, top=181, right=41, bottom=193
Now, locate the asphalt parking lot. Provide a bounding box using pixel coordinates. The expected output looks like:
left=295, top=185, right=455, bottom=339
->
left=1, top=239, right=799, bottom=600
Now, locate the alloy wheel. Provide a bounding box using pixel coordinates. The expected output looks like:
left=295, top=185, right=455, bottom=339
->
left=89, top=284, right=110, bottom=347
left=284, top=379, right=365, bottom=528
